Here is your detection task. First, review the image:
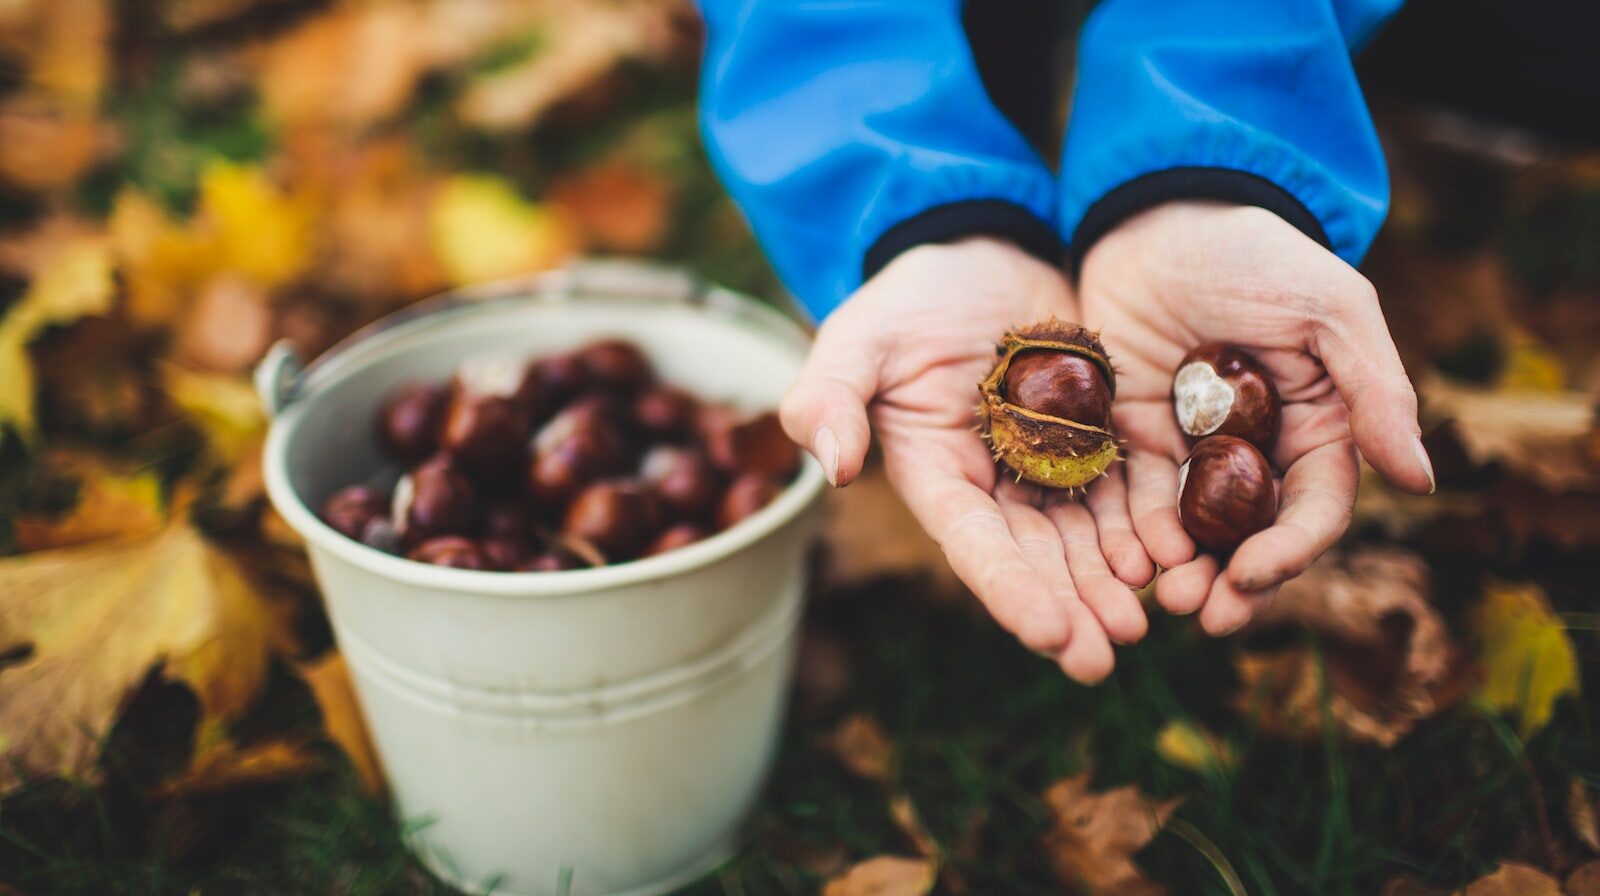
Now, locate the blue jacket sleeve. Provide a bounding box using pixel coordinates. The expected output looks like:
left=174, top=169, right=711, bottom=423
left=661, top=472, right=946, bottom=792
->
left=697, top=0, right=1062, bottom=319
left=1059, top=0, right=1404, bottom=271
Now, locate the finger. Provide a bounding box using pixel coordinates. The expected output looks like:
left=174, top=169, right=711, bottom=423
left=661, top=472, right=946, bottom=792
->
left=1126, top=450, right=1196, bottom=569
left=1227, top=440, right=1358, bottom=592
left=994, top=485, right=1115, bottom=683
left=1198, top=576, right=1280, bottom=637
left=890, top=461, right=1071, bottom=653
left=1084, top=468, right=1155, bottom=587
left=1045, top=498, right=1148, bottom=644
left=1154, top=554, right=1219, bottom=616
left=1309, top=273, right=1434, bottom=495
left=779, top=321, right=878, bottom=488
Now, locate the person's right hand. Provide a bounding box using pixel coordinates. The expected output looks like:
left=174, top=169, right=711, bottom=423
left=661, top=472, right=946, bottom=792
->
left=780, top=237, right=1153, bottom=684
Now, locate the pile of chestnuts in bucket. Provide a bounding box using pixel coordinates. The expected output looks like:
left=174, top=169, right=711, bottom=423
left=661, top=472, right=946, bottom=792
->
left=979, top=320, right=1280, bottom=553
left=319, top=338, right=799, bottom=571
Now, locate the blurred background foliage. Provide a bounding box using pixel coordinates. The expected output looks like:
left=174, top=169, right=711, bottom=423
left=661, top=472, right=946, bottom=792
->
left=1, top=1, right=1600, bottom=895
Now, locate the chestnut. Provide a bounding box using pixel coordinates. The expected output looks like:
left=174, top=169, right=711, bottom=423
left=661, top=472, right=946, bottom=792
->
left=517, top=550, right=584, bottom=572
left=483, top=501, right=536, bottom=541
left=455, top=355, right=549, bottom=422
left=577, top=339, right=654, bottom=392
left=320, top=485, right=389, bottom=541
left=1177, top=435, right=1276, bottom=553
left=377, top=381, right=448, bottom=463
left=704, top=410, right=799, bottom=481
left=1002, top=348, right=1112, bottom=429
left=640, top=446, right=720, bottom=521
left=633, top=385, right=699, bottom=439
left=396, top=456, right=480, bottom=537
left=531, top=352, right=588, bottom=405
left=527, top=405, right=631, bottom=509
left=407, top=535, right=489, bottom=570
left=644, top=523, right=709, bottom=557
left=716, top=473, right=783, bottom=530
left=562, top=481, right=661, bottom=560
left=480, top=535, right=533, bottom=571
left=441, top=393, right=530, bottom=476
left=1172, top=343, right=1281, bottom=450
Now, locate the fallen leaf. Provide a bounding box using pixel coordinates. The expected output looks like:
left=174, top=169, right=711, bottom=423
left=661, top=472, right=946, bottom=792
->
left=153, top=738, right=319, bottom=796
left=830, top=713, right=893, bottom=783
left=821, top=856, right=935, bottom=896
left=11, top=449, right=165, bottom=550
left=1255, top=547, right=1453, bottom=722
left=821, top=459, right=960, bottom=595
left=0, top=519, right=275, bottom=793
left=1041, top=773, right=1179, bottom=896
left=1154, top=719, right=1235, bottom=773
left=109, top=188, right=214, bottom=326
left=549, top=159, right=674, bottom=252
left=1469, top=582, right=1579, bottom=737
left=255, top=2, right=432, bottom=132
left=0, top=101, right=99, bottom=191
left=1568, top=860, right=1600, bottom=896
left=888, top=793, right=939, bottom=859
left=1496, top=334, right=1568, bottom=392
left=173, top=274, right=274, bottom=373
left=1459, top=862, right=1562, bottom=895
left=1421, top=375, right=1600, bottom=493
left=429, top=174, right=578, bottom=285
left=197, top=160, right=314, bottom=289
left=300, top=652, right=384, bottom=794
left=1571, top=779, right=1600, bottom=854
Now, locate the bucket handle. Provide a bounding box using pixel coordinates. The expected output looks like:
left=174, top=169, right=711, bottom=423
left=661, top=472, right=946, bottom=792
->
left=254, top=260, right=718, bottom=417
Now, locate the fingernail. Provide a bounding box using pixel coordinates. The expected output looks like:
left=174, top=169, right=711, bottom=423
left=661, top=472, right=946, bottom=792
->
left=813, top=426, right=840, bottom=488
left=1413, top=437, right=1436, bottom=494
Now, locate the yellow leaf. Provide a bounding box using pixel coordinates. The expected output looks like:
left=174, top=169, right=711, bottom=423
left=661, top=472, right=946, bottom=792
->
left=198, top=160, right=314, bottom=287
left=821, top=856, right=936, bottom=896
left=162, top=366, right=265, bottom=463
left=11, top=449, right=165, bottom=551
left=300, top=652, right=384, bottom=794
left=1496, top=335, right=1566, bottom=392
left=429, top=174, right=578, bottom=286
left=0, top=234, right=114, bottom=438
left=110, top=188, right=215, bottom=326
left=0, top=519, right=275, bottom=793
left=1469, top=582, right=1579, bottom=737
left=1155, top=719, right=1236, bottom=773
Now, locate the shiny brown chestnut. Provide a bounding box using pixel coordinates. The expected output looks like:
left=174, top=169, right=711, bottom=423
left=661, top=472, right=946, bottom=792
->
left=562, top=481, right=662, bottom=560
left=578, top=339, right=654, bottom=392
left=716, top=473, right=783, bottom=530
left=1177, top=435, right=1276, bottom=552
left=532, top=352, right=589, bottom=405
left=516, top=550, right=584, bottom=572
left=633, top=385, right=699, bottom=439
left=408, top=536, right=490, bottom=569
left=377, top=381, right=448, bottom=463
left=396, top=456, right=480, bottom=537
left=644, top=523, right=709, bottom=557
left=703, top=410, right=799, bottom=480
left=320, top=485, right=389, bottom=541
left=1172, top=343, right=1281, bottom=450
left=483, top=501, right=536, bottom=541
left=454, top=355, right=550, bottom=423
left=640, top=446, right=720, bottom=521
left=441, top=393, right=529, bottom=475
left=1002, top=348, right=1113, bottom=429
left=480, top=535, right=533, bottom=571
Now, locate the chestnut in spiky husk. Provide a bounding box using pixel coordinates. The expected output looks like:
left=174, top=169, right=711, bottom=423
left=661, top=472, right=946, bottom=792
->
left=1172, top=343, right=1280, bottom=450
left=978, top=320, right=1119, bottom=489
left=1177, top=435, right=1276, bottom=552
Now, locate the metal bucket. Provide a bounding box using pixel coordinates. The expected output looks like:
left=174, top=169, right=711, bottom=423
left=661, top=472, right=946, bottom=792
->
left=258, top=262, right=825, bottom=896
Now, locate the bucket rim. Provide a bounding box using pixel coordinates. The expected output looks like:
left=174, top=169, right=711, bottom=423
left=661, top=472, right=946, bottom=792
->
left=261, top=265, right=828, bottom=598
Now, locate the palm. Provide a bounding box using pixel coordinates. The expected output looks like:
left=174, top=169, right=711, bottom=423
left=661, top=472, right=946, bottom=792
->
left=1076, top=203, right=1426, bottom=633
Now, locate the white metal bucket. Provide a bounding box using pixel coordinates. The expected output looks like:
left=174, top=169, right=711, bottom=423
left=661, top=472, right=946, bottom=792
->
left=258, top=262, right=825, bottom=896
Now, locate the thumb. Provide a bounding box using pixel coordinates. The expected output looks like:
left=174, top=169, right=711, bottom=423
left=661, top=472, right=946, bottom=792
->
left=779, top=324, right=879, bottom=488
left=1310, top=276, right=1435, bottom=495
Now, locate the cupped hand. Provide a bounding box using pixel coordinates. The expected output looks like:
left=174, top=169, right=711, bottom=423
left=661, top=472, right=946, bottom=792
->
left=1076, top=202, right=1435, bottom=636
left=781, top=237, right=1153, bottom=683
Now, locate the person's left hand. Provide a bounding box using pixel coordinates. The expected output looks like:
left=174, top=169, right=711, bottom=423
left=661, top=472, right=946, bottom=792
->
left=1076, top=201, right=1436, bottom=635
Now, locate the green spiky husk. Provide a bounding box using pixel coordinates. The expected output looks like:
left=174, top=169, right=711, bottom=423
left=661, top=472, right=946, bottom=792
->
left=978, top=319, right=1119, bottom=490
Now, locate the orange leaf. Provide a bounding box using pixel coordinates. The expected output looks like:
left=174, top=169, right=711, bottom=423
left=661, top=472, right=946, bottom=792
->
left=301, top=652, right=384, bottom=794
left=1040, top=773, right=1179, bottom=896
left=821, top=856, right=936, bottom=896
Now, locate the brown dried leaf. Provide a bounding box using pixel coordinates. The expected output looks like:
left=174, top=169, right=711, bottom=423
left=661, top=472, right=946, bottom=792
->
left=549, top=159, right=675, bottom=253
left=821, top=856, right=936, bottom=896
left=830, top=713, right=893, bottom=783
left=1420, top=375, right=1600, bottom=493
left=0, top=102, right=100, bottom=191
left=11, top=449, right=165, bottom=551
left=1249, top=547, right=1455, bottom=741
left=300, top=652, right=384, bottom=794
left=174, top=274, right=274, bottom=373
left=1567, top=861, right=1600, bottom=896
left=1570, top=779, right=1600, bottom=854
left=889, top=794, right=939, bottom=859
left=0, top=520, right=275, bottom=794
left=822, top=460, right=960, bottom=595
left=153, top=738, right=319, bottom=797
left=1040, top=773, right=1179, bottom=896
left=1459, top=862, right=1562, bottom=895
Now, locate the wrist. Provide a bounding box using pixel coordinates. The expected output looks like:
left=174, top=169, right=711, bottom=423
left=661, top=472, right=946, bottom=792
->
left=863, top=199, right=1065, bottom=284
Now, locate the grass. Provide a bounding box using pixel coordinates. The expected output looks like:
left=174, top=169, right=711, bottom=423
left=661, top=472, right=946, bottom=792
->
left=4, top=571, right=1594, bottom=895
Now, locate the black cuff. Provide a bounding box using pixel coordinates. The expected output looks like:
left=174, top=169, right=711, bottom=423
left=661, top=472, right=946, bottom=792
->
left=1066, top=167, right=1332, bottom=278
left=862, top=199, right=1065, bottom=282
